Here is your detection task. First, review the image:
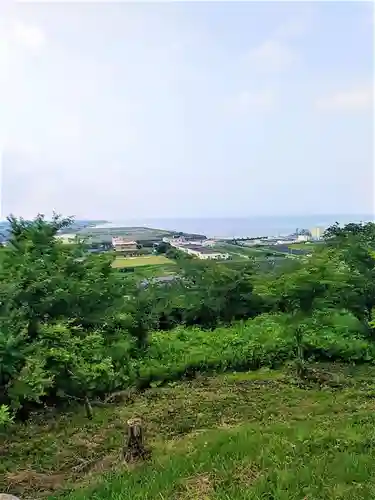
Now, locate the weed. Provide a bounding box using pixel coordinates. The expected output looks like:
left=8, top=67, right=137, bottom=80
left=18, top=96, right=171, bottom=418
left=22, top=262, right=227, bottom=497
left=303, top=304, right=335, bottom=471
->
left=2, top=364, right=375, bottom=499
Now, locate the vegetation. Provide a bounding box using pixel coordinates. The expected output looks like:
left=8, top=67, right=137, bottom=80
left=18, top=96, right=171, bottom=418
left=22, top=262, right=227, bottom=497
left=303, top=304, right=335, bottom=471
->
left=2, top=213, right=375, bottom=498
left=112, top=255, right=174, bottom=268
left=3, top=365, right=375, bottom=499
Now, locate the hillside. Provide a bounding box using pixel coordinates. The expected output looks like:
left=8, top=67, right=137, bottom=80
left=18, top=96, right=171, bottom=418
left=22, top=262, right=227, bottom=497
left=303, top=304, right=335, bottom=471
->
left=2, top=216, right=375, bottom=500
left=3, top=364, right=375, bottom=499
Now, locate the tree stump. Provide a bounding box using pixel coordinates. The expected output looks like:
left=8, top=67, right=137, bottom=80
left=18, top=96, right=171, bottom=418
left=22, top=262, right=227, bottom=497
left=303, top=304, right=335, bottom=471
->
left=0, top=495, right=21, bottom=500
left=123, top=417, right=150, bottom=462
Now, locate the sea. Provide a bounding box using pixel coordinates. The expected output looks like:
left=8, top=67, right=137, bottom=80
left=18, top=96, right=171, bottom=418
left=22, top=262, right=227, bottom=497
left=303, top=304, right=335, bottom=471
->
left=95, top=214, right=374, bottom=239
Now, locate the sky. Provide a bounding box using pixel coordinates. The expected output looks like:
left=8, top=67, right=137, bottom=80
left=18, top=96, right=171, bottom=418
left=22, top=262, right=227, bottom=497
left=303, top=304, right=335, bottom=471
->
left=0, top=0, right=374, bottom=220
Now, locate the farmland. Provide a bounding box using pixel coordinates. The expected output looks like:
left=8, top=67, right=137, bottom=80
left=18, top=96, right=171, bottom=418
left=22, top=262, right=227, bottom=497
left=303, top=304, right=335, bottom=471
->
left=112, top=255, right=175, bottom=268
left=213, top=242, right=268, bottom=259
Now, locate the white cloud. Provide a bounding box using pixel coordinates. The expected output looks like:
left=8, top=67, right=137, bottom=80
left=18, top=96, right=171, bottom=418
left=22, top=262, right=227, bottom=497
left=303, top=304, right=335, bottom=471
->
left=245, top=39, right=297, bottom=73
left=0, top=18, right=45, bottom=90
left=243, top=11, right=312, bottom=74
left=10, top=20, right=46, bottom=52
left=315, top=86, right=374, bottom=112
left=0, top=18, right=45, bottom=67
left=274, top=17, right=310, bottom=40
left=227, top=89, right=275, bottom=114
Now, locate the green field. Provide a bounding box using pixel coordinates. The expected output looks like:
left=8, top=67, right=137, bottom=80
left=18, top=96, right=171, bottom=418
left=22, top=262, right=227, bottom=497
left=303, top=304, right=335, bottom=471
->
left=288, top=242, right=321, bottom=250
left=214, top=242, right=291, bottom=261
left=112, top=255, right=175, bottom=268
left=4, top=364, right=375, bottom=500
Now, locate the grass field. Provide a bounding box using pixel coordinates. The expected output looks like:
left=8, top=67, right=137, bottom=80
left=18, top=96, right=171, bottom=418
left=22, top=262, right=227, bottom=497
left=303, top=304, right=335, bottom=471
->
left=3, top=364, right=375, bottom=499
left=112, top=255, right=175, bottom=269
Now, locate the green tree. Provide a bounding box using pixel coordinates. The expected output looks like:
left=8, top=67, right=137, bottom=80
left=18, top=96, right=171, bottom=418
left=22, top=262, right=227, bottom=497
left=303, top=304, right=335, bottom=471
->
left=0, top=213, right=126, bottom=336
left=323, top=222, right=375, bottom=326
left=0, top=214, right=129, bottom=415
left=178, top=260, right=261, bottom=328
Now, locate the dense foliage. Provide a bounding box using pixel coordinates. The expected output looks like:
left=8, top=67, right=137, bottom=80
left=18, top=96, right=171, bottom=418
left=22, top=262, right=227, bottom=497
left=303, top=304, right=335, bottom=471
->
left=1, top=214, right=375, bottom=423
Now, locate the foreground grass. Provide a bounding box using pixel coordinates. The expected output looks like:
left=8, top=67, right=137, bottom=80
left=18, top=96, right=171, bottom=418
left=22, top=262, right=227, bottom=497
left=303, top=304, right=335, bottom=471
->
left=112, top=255, right=175, bottom=268
left=2, top=364, right=375, bottom=499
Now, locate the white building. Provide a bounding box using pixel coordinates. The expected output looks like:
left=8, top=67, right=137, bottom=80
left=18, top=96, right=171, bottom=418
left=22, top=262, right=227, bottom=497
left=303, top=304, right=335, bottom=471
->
left=112, top=237, right=138, bottom=252
left=297, top=234, right=311, bottom=242
left=176, top=244, right=230, bottom=260
left=310, top=227, right=325, bottom=240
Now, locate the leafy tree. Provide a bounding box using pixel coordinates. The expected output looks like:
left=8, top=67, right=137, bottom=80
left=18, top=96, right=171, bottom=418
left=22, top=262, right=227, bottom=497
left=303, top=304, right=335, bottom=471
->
left=178, top=260, right=261, bottom=328
left=323, top=222, right=375, bottom=326
left=266, top=250, right=354, bottom=316
left=0, top=213, right=126, bottom=336
left=155, top=241, right=170, bottom=254
left=0, top=214, right=129, bottom=415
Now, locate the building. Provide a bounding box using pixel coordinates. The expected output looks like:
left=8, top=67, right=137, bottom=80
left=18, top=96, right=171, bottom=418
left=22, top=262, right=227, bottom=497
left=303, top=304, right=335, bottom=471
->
left=297, top=234, right=311, bottom=242
left=201, top=239, right=217, bottom=247
left=112, top=237, right=138, bottom=253
left=310, top=226, right=325, bottom=240
left=56, top=233, right=77, bottom=244
left=177, top=244, right=230, bottom=260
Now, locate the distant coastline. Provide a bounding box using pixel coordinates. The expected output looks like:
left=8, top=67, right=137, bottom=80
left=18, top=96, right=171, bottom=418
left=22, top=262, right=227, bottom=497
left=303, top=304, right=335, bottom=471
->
left=92, top=214, right=374, bottom=240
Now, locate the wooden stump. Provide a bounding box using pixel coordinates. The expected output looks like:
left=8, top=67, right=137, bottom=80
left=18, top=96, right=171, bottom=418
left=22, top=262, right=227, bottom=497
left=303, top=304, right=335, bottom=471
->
left=0, top=495, right=21, bottom=500
left=123, top=417, right=150, bottom=462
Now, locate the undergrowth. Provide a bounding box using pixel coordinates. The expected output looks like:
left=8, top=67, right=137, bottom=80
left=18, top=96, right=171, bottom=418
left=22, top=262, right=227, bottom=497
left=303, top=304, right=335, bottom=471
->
left=132, top=309, right=373, bottom=388
left=2, top=363, right=375, bottom=499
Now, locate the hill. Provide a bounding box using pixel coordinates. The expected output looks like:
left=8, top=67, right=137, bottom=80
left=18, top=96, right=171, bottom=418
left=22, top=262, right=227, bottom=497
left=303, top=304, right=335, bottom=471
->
left=2, top=215, right=375, bottom=500
left=3, top=364, right=375, bottom=499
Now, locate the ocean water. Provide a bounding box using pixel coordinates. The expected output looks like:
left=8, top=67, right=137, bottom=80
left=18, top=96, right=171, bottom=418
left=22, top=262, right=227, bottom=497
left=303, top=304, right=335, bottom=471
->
left=97, top=214, right=374, bottom=239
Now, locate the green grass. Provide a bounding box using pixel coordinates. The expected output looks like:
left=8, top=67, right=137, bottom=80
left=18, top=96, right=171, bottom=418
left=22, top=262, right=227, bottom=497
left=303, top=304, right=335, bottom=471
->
left=112, top=255, right=175, bottom=269
left=212, top=244, right=251, bottom=260
left=133, top=311, right=372, bottom=387
left=3, top=364, right=375, bottom=499
left=131, top=263, right=177, bottom=279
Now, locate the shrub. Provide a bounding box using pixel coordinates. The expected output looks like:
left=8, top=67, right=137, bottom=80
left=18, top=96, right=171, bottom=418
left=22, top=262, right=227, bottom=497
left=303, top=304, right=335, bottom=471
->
left=133, top=311, right=373, bottom=387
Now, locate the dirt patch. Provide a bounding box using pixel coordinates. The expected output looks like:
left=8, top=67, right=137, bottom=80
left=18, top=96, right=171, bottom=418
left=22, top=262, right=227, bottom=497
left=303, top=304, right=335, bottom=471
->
left=233, top=462, right=262, bottom=487
left=6, top=471, right=65, bottom=495
left=176, top=473, right=215, bottom=500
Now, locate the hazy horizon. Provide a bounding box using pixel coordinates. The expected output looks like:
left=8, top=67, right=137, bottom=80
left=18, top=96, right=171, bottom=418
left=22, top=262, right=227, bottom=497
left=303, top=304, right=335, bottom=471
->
left=1, top=2, right=374, bottom=219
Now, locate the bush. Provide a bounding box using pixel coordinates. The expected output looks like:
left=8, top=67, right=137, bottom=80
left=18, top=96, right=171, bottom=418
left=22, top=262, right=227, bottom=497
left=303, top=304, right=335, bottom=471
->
left=132, top=310, right=373, bottom=387
left=302, top=309, right=375, bottom=362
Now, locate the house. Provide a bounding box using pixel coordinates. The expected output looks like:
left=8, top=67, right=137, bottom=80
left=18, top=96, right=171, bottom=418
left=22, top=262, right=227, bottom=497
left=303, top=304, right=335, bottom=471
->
left=176, top=244, right=230, bottom=260
left=112, top=237, right=138, bottom=253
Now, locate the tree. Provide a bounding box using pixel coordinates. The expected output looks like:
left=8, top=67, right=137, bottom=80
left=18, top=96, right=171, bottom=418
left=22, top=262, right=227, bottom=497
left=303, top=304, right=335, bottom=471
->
left=0, top=213, right=126, bottom=336
left=323, top=222, right=375, bottom=326
left=267, top=250, right=354, bottom=317
left=177, top=260, right=261, bottom=328
left=0, top=214, right=128, bottom=415
left=155, top=241, right=170, bottom=254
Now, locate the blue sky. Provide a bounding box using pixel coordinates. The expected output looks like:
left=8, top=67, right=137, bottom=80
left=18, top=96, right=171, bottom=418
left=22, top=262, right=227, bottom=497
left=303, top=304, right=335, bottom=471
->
left=0, top=1, right=373, bottom=220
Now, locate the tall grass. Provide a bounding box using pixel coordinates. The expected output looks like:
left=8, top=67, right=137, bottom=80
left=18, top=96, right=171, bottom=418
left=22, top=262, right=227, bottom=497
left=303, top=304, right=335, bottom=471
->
left=131, top=310, right=374, bottom=388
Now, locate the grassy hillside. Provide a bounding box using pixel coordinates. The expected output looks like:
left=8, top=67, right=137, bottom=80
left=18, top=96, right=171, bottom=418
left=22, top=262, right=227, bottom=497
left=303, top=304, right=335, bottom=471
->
left=3, top=364, right=375, bottom=499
